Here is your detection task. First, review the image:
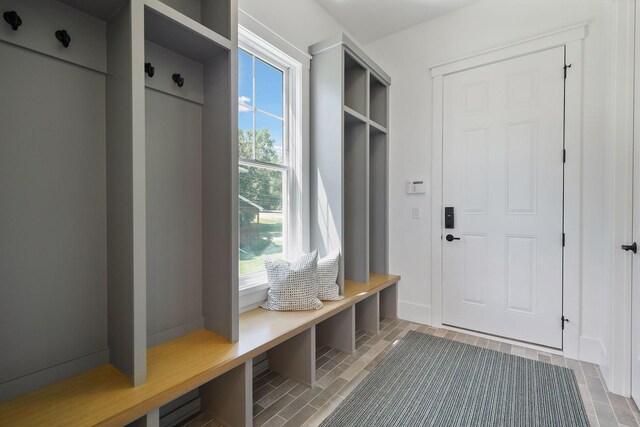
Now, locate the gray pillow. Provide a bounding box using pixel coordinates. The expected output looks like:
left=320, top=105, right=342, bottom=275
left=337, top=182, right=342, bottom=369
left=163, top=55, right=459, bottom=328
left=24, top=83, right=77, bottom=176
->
left=261, top=250, right=323, bottom=311
left=317, top=250, right=343, bottom=301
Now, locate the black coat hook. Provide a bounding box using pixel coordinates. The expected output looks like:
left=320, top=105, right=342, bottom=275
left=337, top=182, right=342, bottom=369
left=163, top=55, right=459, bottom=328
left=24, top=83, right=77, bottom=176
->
left=3, top=11, right=22, bottom=31
left=172, top=73, right=184, bottom=87
left=55, top=30, right=70, bottom=48
left=145, top=62, right=155, bottom=77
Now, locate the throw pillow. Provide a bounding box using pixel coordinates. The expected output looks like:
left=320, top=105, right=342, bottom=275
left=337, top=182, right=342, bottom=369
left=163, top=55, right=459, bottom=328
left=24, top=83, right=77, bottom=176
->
left=261, top=251, right=323, bottom=311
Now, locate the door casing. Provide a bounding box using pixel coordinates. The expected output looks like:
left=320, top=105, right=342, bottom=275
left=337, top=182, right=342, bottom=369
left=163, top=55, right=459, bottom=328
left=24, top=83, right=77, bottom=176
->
left=430, top=24, right=586, bottom=359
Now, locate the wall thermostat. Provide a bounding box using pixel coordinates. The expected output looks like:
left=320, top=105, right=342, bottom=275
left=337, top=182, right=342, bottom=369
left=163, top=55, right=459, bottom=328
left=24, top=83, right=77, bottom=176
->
left=406, top=179, right=426, bottom=194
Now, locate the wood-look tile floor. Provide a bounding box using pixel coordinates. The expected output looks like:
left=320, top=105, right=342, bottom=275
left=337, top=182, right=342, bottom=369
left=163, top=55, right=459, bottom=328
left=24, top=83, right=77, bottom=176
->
left=186, top=319, right=638, bottom=427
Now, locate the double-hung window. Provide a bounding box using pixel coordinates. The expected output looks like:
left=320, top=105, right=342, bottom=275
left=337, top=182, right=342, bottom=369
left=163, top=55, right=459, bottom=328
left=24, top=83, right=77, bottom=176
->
left=238, top=36, right=292, bottom=288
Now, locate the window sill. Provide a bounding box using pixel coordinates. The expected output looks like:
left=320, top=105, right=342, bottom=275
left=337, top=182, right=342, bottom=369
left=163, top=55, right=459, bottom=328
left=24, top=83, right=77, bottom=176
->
left=239, top=280, right=269, bottom=296
left=239, top=278, right=270, bottom=313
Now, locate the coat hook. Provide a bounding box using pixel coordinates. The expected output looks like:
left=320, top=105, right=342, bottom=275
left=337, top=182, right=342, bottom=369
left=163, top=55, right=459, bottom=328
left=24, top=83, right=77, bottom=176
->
left=3, top=11, right=22, bottom=31
left=145, top=62, right=155, bottom=77
left=172, top=73, right=184, bottom=87
left=55, top=30, right=70, bottom=48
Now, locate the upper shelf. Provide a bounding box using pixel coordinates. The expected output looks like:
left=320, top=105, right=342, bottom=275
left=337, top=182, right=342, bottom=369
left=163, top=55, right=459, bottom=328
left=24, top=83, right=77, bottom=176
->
left=309, top=33, right=391, bottom=87
left=144, top=0, right=231, bottom=63
left=56, top=0, right=128, bottom=21
left=344, top=106, right=368, bottom=126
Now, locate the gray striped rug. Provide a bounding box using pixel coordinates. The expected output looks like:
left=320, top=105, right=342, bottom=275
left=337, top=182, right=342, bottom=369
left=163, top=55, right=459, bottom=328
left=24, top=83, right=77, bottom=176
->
left=321, top=331, right=588, bottom=427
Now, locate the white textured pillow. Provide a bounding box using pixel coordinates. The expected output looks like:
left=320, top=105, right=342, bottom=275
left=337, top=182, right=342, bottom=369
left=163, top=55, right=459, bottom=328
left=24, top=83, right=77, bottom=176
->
left=318, top=283, right=343, bottom=301
left=318, top=250, right=343, bottom=301
left=261, top=251, right=323, bottom=311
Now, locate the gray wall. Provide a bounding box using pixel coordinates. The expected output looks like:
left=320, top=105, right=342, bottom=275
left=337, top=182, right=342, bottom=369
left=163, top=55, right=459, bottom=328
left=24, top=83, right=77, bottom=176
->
left=145, top=88, right=205, bottom=345
left=0, top=41, right=108, bottom=398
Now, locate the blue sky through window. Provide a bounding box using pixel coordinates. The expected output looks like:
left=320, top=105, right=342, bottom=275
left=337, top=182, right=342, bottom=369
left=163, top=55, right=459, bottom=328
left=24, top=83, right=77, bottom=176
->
left=238, top=48, right=284, bottom=164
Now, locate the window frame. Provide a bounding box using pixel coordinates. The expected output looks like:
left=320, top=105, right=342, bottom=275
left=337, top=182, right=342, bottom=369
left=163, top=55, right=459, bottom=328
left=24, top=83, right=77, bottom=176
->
left=238, top=27, right=301, bottom=292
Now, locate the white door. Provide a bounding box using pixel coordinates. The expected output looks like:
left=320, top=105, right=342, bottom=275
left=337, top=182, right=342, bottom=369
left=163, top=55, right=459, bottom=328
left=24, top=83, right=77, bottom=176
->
left=632, top=5, right=640, bottom=404
left=632, top=141, right=640, bottom=403
left=442, top=47, right=565, bottom=349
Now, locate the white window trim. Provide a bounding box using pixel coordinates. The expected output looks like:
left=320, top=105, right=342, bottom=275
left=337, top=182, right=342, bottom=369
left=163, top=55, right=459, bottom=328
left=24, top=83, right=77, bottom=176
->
left=238, top=26, right=304, bottom=310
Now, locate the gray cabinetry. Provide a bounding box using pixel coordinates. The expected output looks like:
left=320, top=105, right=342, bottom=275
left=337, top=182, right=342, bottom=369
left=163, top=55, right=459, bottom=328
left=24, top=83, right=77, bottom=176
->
left=309, top=34, right=391, bottom=291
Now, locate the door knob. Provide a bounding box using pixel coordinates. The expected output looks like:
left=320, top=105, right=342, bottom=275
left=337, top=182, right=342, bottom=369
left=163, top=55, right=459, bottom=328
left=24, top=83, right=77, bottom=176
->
left=622, top=242, right=637, bottom=254
left=446, top=234, right=461, bottom=242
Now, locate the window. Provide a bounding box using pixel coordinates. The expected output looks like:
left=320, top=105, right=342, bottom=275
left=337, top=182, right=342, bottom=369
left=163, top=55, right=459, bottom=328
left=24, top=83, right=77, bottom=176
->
left=238, top=45, right=290, bottom=286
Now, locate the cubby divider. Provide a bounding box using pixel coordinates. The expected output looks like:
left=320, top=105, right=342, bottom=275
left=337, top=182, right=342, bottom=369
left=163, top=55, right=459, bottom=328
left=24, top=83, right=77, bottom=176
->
left=316, top=307, right=356, bottom=354
left=380, top=283, right=399, bottom=320
left=267, top=328, right=316, bottom=387
left=356, top=293, right=380, bottom=334
left=200, top=360, right=253, bottom=427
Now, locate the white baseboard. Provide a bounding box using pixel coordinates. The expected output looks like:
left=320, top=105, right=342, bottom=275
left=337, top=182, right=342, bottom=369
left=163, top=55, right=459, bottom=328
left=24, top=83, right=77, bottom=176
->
left=398, top=301, right=431, bottom=325
left=147, top=318, right=205, bottom=348
left=579, top=335, right=606, bottom=367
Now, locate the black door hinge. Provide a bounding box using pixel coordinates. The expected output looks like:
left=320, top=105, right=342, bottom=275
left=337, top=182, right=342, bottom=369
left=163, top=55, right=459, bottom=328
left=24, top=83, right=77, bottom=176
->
left=564, top=64, right=572, bottom=79
left=562, top=233, right=566, bottom=247
left=563, top=149, right=566, bottom=163
left=562, top=316, right=570, bottom=330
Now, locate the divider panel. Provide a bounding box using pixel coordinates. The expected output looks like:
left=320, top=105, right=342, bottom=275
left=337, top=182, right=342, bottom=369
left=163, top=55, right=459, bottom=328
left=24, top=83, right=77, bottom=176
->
left=316, top=306, right=356, bottom=354
left=268, top=328, right=316, bottom=387
left=379, top=283, right=398, bottom=320
left=127, top=409, right=159, bottom=427
left=356, top=293, right=380, bottom=334
left=201, top=360, right=252, bottom=427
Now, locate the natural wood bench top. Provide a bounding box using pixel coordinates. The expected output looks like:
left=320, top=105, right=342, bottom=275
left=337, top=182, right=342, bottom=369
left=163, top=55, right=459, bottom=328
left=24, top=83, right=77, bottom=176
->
left=0, top=274, right=400, bottom=427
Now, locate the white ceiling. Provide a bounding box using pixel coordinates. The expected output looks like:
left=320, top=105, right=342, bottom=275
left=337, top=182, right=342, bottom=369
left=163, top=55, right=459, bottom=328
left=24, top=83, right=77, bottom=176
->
left=313, top=0, right=484, bottom=44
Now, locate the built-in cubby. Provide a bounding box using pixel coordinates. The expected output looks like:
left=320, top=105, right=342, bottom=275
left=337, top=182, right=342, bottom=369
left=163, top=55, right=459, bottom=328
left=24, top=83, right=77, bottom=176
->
left=370, top=74, right=388, bottom=127
left=369, top=128, right=389, bottom=275
left=0, top=0, right=236, bottom=402
left=142, top=0, right=235, bottom=349
left=344, top=51, right=367, bottom=116
left=158, top=0, right=231, bottom=40
left=316, top=307, right=356, bottom=354
left=356, top=293, right=380, bottom=334
left=380, top=283, right=398, bottom=321
left=344, top=119, right=369, bottom=284
left=310, top=34, right=391, bottom=289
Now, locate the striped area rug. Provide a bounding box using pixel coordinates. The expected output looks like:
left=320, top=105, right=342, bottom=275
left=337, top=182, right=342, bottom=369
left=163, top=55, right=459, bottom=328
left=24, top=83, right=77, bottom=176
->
left=321, top=331, right=589, bottom=427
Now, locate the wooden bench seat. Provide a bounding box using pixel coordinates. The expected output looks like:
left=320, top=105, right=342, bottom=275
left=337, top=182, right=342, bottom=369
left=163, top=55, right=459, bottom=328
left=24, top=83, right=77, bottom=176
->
left=0, top=274, right=399, bottom=427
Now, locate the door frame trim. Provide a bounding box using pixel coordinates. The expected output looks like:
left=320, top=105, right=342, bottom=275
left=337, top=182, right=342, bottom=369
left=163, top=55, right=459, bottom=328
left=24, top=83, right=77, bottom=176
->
left=430, top=24, right=586, bottom=359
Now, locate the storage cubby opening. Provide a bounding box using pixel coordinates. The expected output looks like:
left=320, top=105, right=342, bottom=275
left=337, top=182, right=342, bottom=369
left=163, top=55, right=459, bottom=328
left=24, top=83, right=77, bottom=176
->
left=344, top=51, right=367, bottom=117
left=369, top=130, right=389, bottom=275
left=369, top=74, right=388, bottom=127
left=56, top=0, right=128, bottom=23
left=144, top=11, right=233, bottom=347
left=144, top=3, right=230, bottom=64
left=159, top=389, right=202, bottom=426
left=355, top=293, right=380, bottom=335
left=158, top=0, right=232, bottom=40
left=343, top=121, right=369, bottom=283
left=379, top=284, right=398, bottom=321
left=137, top=360, right=251, bottom=427
left=316, top=307, right=356, bottom=355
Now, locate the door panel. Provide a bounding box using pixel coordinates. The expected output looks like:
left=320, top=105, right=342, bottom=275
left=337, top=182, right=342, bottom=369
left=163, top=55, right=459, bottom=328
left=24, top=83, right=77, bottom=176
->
left=442, top=47, right=565, bottom=349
